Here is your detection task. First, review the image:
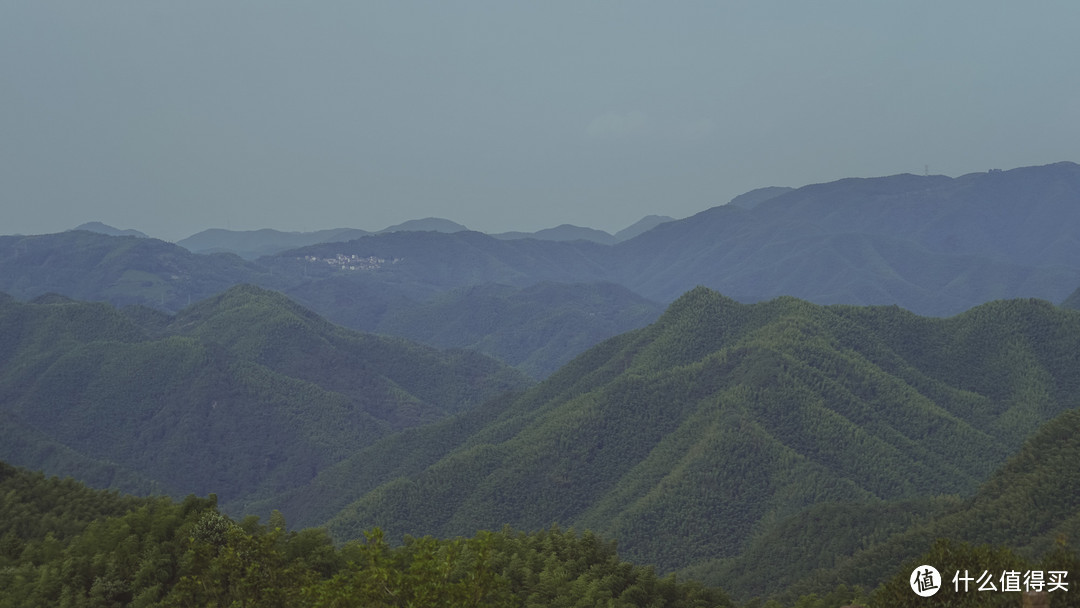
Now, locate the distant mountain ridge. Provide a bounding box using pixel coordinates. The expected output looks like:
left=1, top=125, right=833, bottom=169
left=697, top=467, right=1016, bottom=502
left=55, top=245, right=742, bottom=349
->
left=174, top=218, right=468, bottom=259
left=5, top=160, right=1080, bottom=378
left=176, top=216, right=655, bottom=258
left=176, top=227, right=373, bottom=259
left=70, top=222, right=150, bottom=239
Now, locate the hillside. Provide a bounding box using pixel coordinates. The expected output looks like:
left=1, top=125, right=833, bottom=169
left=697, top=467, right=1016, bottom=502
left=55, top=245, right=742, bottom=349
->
left=320, top=288, right=1080, bottom=578
left=6, top=161, right=1080, bottom=387
left=610, top=162, right=1080, bottom=312
left=0, top=286, right=529, bottom=512
left=176, top=227, right=373, bottom=259
left=0, top=231, right=267, bottom=310
left=767, top=405, right=1080, bottom=603
left=492, top=224, right=619, bottom=245
left=70, top=222, right=150, bottom=238
left=374, top=281, right=664, bottom=378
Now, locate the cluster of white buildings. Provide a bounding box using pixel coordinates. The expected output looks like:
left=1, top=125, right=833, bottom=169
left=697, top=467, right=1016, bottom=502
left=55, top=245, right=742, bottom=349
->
left=299, top=254, right=402, bottom=271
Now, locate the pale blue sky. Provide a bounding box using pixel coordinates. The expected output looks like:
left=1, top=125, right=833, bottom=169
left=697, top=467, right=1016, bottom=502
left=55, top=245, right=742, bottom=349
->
left=3, top=2, right=1079, bottom=241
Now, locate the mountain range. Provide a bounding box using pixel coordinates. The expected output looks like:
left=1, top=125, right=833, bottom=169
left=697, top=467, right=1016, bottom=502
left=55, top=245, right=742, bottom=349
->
left=314, top=288, right=1080, bottom=578
left=2, top=278, right=1080, bottom=603
left=5, top=162, right=1079, bottom=382
left=172, top=216, right=670, bottom=259
left=5, top=161, right=1080, bottom=603
left=0, top=285, right=528, bottom=509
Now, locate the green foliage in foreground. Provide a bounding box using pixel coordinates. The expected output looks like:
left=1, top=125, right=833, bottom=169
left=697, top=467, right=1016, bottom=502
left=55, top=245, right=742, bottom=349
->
left=0, top=462, right=732, bottom=607
left=5, top=459, right=1080, bottom=607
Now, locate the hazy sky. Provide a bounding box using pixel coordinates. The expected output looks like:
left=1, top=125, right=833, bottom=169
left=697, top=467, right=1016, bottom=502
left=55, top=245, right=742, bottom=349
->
left=3, top=2, right=1079, bottom=241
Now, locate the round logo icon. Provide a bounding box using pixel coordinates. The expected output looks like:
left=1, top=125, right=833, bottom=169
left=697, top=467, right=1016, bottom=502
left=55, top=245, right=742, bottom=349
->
left=910, top=565, right=942, bottom=597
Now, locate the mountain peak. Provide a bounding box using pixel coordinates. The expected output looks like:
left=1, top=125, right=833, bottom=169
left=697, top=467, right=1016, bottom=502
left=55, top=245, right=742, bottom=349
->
left=614, top=215, right=676, bottom=241
left=70, top=222, right=149, bottom=239
left=379, top=218, right=469, bottom=234
left=726, top=186, right=794, bottom=209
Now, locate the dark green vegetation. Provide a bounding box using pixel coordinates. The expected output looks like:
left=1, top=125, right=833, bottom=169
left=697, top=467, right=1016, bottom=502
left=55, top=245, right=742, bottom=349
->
left=319, top=287, right=1080, bottom=598
left=785, top=406, right=1080, bottom=606
left=0, top=285, right=529, bottom=516
left=4, top=283, right=1080, bottom=604
left=0, top=461, right=732, bottom=607
left=5, top=401, right=1080, bottom=606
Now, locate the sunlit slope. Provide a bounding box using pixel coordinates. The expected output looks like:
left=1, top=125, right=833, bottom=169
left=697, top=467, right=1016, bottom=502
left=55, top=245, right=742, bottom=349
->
left=759, top=405, right=1080, bottom=602
left=325, top=288, right=1080, bottom=573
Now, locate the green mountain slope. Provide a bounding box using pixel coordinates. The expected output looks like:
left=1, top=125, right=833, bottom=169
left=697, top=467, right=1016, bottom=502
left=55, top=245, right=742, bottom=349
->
left=0, top=286, right=530, bottom=513
left=375, top=281, right=664, bottom=378
left=764, top=405, right=1080, bottom=603
left=322, top=288, right=1080, bottom=577
left=0, top=231, right=267, bottom=310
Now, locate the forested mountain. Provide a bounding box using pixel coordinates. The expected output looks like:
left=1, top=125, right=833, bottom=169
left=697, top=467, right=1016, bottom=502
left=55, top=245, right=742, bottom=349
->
left=70, top=222, right=150, bottom=239
left=0, top=231, right=267, bottom=310
left=319, top=288, right=1080, bottom=580
left=4, top=398, right=1079, bottom=607
left=5, top=284, right=1080, bottom=603
left=814, top=405, right=1080, bottom=607
left=374, top=282, right=664, bottom=378
left=0, top=231, right=648, bottom=378
left=0, top=286, right=529, bottom=511
left=685, top=406, right=1080, bottom=601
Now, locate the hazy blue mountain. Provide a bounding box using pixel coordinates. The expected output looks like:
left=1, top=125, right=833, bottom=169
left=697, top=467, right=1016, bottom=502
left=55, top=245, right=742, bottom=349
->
left=0, top=231, right=268, bottom=311
left=274, top=161, right=1080, bottom=316
left=724, top=186, right=794, bottom=209
left=70, top=222, right=150, bottom=239
left=8, top=161, right=1080, bottom=341
left=176, top=227, right=372, bottom=258
left=613, top=214, right=675, bottom=240
left=321, top=288, right=1080, bottom=575
left=378, top=217, right=470, bottom=233
left=271, top=230, right=612, bottom=292
left=492, top=224, right=618, bottom=245
left=0, top=285, right=530, bottom=509
left=610, top=162, right=1080, bottom=314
